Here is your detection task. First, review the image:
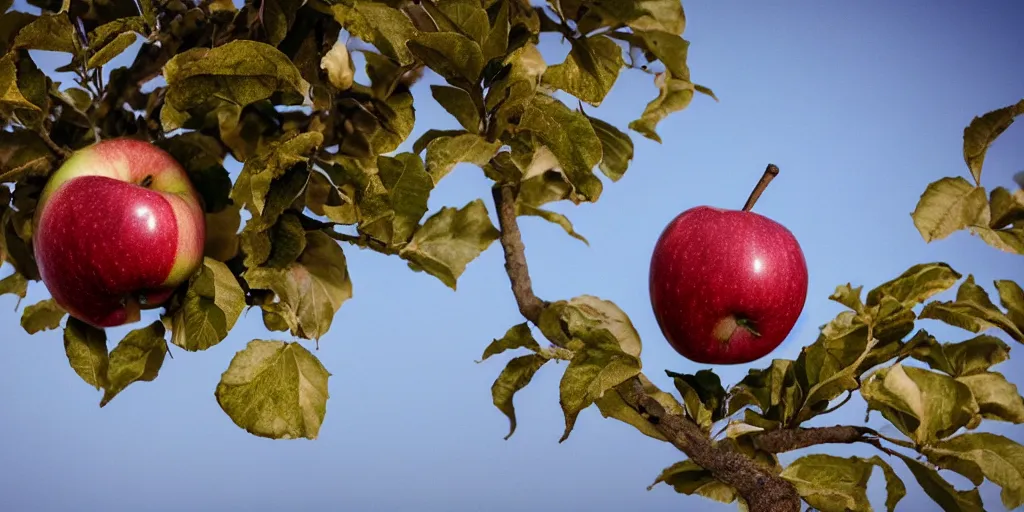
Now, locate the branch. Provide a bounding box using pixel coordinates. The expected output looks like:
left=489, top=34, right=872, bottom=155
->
left=492, top=184, right=547, bottom=324
left=490, top=182, right=801, bottom=512
left=753, top=425, right=876, bottom=453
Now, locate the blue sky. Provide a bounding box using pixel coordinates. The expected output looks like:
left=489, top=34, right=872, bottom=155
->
left=2, top=1, right=1024, bottom=511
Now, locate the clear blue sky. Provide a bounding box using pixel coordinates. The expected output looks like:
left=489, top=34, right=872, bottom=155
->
left=3, top=1, right=1023, bottom=511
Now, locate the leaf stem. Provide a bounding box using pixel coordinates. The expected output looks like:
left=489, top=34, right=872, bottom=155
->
left=742, top=163, right=780, bottom=212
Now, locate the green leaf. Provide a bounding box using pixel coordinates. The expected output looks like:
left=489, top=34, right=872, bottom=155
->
left=911, top=177, right=988, bottom=243
left=265, top=213, right=307, bottom=268
left=63, top=318, right=109, bottom=391
left=629, top=74, right=695, bottom=143
left=829, top=283, right=865, bottom=314
left=425, top=133, right=501, bottom=183
left=557, top=329, right=641, bottom=442
left=87, top=31, right=137, bottom=69
left=204, top=203, right=241, bottom=262
left=962, top=99, right=1024, bottom=186
left=407, top=31, right=485, bottom=85
left=436, top=0, right=490, bottom=44
left=21, top=298, right=66, bottom=334
left=482, top=0, right=509, bottom=60
left=648, top=459, right=737, bottom=504
left=168, top=258, right=245, bottom=352
left=910, top=334, right=1010, bottom=377
left=377, top=152, right=433, bottom=245
left=491, top=353, right=547, bottom=439
left=869, top=455, right=908, bottom=512
left=920, top=275, right=1023, bottom=343
left=13, top=12, right=77, bottom=53
left=866, top=262, right=962, bottom=308
left=860, top=363, right=980, bottom=445
left=480, top=323, right=541, bottom=362
left=0, top=271, right=27, bottom=302
left=331, top=2, right=416, bottom=65
left=399, top=199, right=500, bottom=290
left=727, top=359, right=801, bottom=425
left=586, top=114, right=633, bottom=182
left=519, top=94, right=603, bottom=202
left=925, top=432, right=1024, bottom=509
left=162, top=40, right=311, bottom=122
left=0, top=53, right=40, bottom=117
left=233, top=131, right=323, bottom=219
left=956, top=372, right=1024, bottom=423
left=594, top=373, right=683, bottom=442
left=538, top=295, right=642, bottom=358
left=430, top=84, right=481, bottom=132
left=244, top=231, right=353, bottom=341
left=779, top=454, right=876, bottom=512
left=412, top=128, right=468, bottom=155
left=516, top=203, right=588, bottom=245
left=666, top=369, right=727, bottom=431
left=634, top=30, right=690, bottom=80
left=100, top=322, right=168, bottom=407
left=898, top=453, right=983, bottom=512
left=215, top=339, right=331, bottom=440
left=542, top=35, right=623, bottom=106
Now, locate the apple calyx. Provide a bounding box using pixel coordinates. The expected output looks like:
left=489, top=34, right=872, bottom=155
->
left=140, top=174, right=154, bottom=188
left=712, top=315, right=762, bottom=343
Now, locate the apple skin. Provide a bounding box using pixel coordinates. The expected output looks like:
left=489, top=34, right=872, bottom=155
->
left=32, top=138, right=205, bottom=328
left=649, top=206, right=808, bottom=365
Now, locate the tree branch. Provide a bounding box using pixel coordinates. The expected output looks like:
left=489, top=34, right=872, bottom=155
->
left=753, top=425, right=876, bottom=453
left=490, top=182, right=801, bottom=512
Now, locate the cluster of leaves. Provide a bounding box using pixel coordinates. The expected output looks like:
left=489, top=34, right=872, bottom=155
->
left=0, top=0, right=709, bottom=439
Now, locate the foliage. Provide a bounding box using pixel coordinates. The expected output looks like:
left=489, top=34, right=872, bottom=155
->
left=1, top=1, right=1022, bottom=511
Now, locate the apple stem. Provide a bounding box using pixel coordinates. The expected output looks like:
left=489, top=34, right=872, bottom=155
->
left=741, top=164, right=780, bottom=212
left=140, top=175, right=154, bottom=188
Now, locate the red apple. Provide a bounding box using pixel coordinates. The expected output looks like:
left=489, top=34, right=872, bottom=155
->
left=649, top=205, right=808, bottom=365
left=32, top=138, right=206, bottom=328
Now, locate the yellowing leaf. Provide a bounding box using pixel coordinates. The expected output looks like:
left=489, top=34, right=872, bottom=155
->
left=0, top=53, right=40, bottom=117
left=516, top=203, right=588, bottom=245
left=163, top=40, right=311, bottom=119
left=407, top=31, right=485, bottom=84
left=866, top=262, right=962, bottom=308
left=780, top=454, right=877, bottom=512
left=962, top=99, right=1024, bottom=185
left=331, top=2, right=416, bottom=65
left=215, top=340, right=331, bottom=440
left=542, top=35, right=623, bottom=106
left=538, top=295, right=642, bottom=358
left=860, top=364, right=979, bottom=445
left=399, top=199, right=500, bottom=290
left=63, top=318, right=108, bottom=391
left=480, top=323, right=541, bottom=362
left=920, top=275, right=1023, bottom=342
left=101, top=322, right=168, bottom=407
left=234, top=131, right=323, bottom=218
left=594, top=373, right=683, bottom=442
left=898, top=453, right=984, bottom=512
left=204, top=203, right=241, bottom=262
left=13, top=12, right=77, bottom=53
left=491, top=354, right=547, bottom=440
left=169, top=258, right=245, bottom=352
left=988, top=187, right=1024, bottom=229
left=21, top=298, right=66, bottom=334
left=424, top=133, right=501, bottom=184
left=665, top=369, right=726, bottom=431
left=377, top=152, right=433, bottom=246
left=629, top=73, right=695, bottom=143
left=586, top=114, right=633, bottom=182
left=956, top=372, right=1024, bottom=423
left=87, top=31, right=137, bottom=69
left=910, top=334, right=1010, bottom=377
left=519, top=94, right=603, bottom=202
left=0, top=271, right=27, bottom=302
left=245, top=231, right=353, bottom=341
left=430, top=85, right=481, bottom=132
left=928, top=433, right=1024, bottom=510
left=648, top=459, right=737, bottom=504
left=911, top=177, right=988, bottom=243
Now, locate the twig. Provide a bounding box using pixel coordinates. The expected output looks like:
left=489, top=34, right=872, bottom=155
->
left=492, top=184, right=547, bottom=324
left=754, top=425, right=874, bottom=453
left=39, top=131, right=70, bottom=159
left=742, top=164, right=780, bottom=212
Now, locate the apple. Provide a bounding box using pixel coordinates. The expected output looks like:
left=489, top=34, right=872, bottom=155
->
left=648, top=167, right=808, bottom=365
left=32, top=138, right=206, bottom=328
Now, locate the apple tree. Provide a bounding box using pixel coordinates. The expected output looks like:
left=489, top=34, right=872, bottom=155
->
left=1, top=1, right=1023, bottom=511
